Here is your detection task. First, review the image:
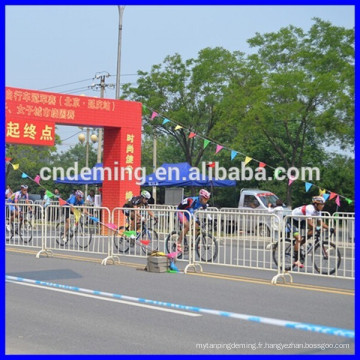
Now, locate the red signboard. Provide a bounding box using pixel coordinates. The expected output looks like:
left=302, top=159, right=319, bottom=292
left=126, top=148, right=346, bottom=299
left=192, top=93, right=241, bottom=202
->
left=5, top=86, right=143, bottom=211
left=5, top=87, right=139, bottom=128
left=6, top=118, right=55, bottom=146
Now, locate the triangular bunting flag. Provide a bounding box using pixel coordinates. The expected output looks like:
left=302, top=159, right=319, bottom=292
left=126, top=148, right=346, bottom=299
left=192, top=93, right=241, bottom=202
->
left=207, top=162, right=215, bottom=168
left=150, top=111, right=158, bottom=120
left=12, top=163, right=19, bottom=170
left=203, top=139, right=210, bottom=149
left=305, top=182, right=312, bottom=192
left=323, top=193, right=330, bottom=201
left=188, top=132, right=196, bottom=139
left=244, top=156, right=252, bottom=166
left=5, top=157, right=12, bottom=162
left=34, top=175, right=41, bottom=184
left=162, top=118, right=170, bottom=125
left=106, top=223, right=118, bottom=230
left=174, top=125, right=183, bottom=130
left=274, top=169, right=282, bottom=179
left=319, top=188, right=326, bottom=196
left=142, top=104, right=147, bottom=112
left=90, top=216, right=99, bottom=223
left=46, top=190, right=54, bottom=198
left=335, top=195, right=341, bottom=207
left=21, top=173, right=29, bottom=179
left=73, top=208, right=82, bottom=223
left=329, top=192, right=337, bottom=200
left=259, top=162, right=266, bottom=168
left=59, top=198, right=67, bottom=206
left=215, top=145, right=223, bottom=154
left=288, top=178, right=294, bottom=186
left=345, top=198, right=353, bottom=205
left=230, top=150, right=238, bottom=161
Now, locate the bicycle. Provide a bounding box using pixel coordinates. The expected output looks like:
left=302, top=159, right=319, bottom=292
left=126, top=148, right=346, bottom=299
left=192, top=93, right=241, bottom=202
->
left=56, top=214, right=93, bottom=249
left=165, top=219, right=218, bottom=262
left=6, top=210, right=33, bottom=243
left=272, top=227, right=341, bottom=275
left=113, top=217, right=159, bottom=255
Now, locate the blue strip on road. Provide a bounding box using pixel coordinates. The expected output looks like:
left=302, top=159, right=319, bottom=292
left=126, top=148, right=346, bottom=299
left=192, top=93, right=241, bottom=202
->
left=6, top=275, right=354, bottom=339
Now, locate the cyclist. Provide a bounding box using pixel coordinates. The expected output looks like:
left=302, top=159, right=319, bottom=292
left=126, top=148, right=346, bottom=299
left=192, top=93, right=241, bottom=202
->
left=62, top=190, right=89, bottom=241
left=7, top=185, right=31, bottom=231
left=122, top=190, right=157, bottom=231
left=291, top=196, right=332, bottom=267
left=176, top=189, right=211, bottom=253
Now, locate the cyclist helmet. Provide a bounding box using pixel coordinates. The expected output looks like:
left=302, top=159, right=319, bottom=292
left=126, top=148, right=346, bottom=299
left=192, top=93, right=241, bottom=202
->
left=75, top=190, right=84, bottom=198
left=20, top=185, right=28, bottom=189
left=199, top=189, right=211, bottom=199
left=312, top=196, right=325, bottom=204
left=141, top=190, right=151, bottom=199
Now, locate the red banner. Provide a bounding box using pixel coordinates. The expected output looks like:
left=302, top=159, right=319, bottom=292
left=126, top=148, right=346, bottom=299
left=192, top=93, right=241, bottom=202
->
left=6, top=118, right=55, bottom=146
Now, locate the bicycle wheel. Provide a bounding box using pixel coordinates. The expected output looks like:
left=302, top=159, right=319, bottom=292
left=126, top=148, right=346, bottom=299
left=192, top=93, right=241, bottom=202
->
left=19, top=220, right=33, bottom=243
left=75, top=224, right=93, bottom=249
left=272, top=239, right=294, bottom=271
left=313, top=241, right=341, bottom=275
left=56, top=223, right=70, bottom=246
left=113, top=226, right=130, bottom=253
left=140, top=228, right=159, bottom=255
left=165, top=231, right=183, bottom=259
left=196, top=233, right=218, bottom=262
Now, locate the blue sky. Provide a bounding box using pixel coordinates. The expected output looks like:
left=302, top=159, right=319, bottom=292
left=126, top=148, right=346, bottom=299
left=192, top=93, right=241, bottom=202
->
left=5, top=5, right=355, bottom=152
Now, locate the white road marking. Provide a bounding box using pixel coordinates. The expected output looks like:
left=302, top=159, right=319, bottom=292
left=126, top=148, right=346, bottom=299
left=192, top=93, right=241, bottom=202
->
left=6, top=280, right=202, bottom=317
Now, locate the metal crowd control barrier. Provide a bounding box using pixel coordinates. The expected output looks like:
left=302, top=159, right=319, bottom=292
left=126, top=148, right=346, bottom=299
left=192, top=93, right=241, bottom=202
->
left=5, top=203, right=355, bottom=283
left=110, top=207, right=191, bottom=262
left=271, top=214, right=355, bottom=284
left=35, top=204, right=112, bottom=262
left=185, top=209, right=278, bottom=273
left=5, top=202, right=43, bottom=250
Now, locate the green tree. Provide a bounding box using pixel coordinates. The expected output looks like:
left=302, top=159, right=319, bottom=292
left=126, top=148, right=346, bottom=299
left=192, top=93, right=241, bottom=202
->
left=214, top=18, right=354, bottom=206
left=122, top=47, right=245, bottom=167
left=5, top=134, right=60, bottom=193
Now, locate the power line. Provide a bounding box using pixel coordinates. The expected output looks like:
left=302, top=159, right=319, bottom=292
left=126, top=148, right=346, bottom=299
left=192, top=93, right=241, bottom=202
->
left=39, top=78, right=93, bottom=91
left=38, top=74, right=140, bottom=91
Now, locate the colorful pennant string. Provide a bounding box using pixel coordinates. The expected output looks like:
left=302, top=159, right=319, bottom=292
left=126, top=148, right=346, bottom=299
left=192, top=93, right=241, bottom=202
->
left=215, top=145, right=223, bottom=154
left=305, top=182, right=313, bottom=192
left=150, top=111, right=158, bottom=120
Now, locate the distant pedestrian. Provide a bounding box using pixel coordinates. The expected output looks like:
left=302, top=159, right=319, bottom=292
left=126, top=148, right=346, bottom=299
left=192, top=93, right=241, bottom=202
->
left=5, top=185, right=12, bottom=199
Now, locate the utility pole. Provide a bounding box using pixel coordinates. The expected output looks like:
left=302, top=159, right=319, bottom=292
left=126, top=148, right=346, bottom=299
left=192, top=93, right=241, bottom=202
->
left=97, top=75, right=105, bottom=164
left=116, top=6, right=125, bottom=99
left=153, top=128, right=157, bottom=204
left=90, top=72, right=114, bottom=164
left=85, top=127, right=90, bottom=197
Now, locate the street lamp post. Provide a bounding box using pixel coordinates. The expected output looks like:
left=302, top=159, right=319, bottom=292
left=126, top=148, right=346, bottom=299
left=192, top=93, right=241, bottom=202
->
left=78, top=128, right=98, bottom=198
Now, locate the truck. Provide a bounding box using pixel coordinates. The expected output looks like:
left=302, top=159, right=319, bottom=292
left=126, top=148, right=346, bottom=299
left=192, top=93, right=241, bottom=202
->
left=221, top=189, right=289, bottom=236
left=238, top=188, right=279, bottom=210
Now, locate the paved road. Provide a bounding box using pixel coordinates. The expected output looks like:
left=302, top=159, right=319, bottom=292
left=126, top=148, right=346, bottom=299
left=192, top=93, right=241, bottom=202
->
left=6, top=247, right=354, bottom=355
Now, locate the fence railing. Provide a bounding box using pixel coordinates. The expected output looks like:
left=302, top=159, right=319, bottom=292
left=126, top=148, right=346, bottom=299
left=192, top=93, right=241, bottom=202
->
left=5, top=203, right=355, bottom=281
left=270, top=214, right=355, bottom=284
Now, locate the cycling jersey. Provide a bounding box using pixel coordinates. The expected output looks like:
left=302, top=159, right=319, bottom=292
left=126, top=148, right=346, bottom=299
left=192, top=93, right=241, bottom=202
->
left=66, top=194, right=84, bottom=206
left=177, top=196, right=208, bottom=214
left=8, top=191, right=29, bottom=203
left=292, top=204, right=321, bottom=217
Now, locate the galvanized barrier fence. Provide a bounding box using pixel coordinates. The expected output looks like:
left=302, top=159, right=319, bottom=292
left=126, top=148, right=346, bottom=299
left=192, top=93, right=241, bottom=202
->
left=185, top=209, right=278, bottom=273
left=6, top=202, right=43, bottom=250
left=271, top=214, right=355, bottom=284
left=5, top=203, right=355, bottom=282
